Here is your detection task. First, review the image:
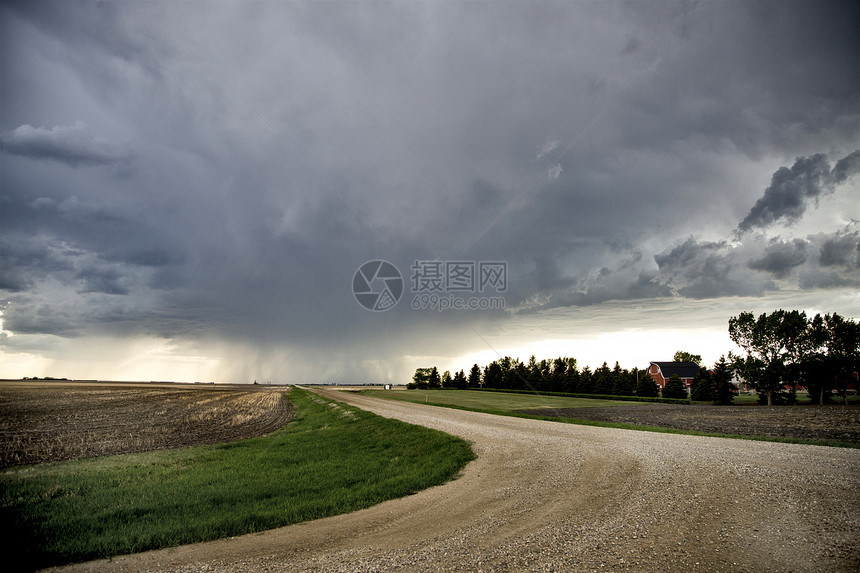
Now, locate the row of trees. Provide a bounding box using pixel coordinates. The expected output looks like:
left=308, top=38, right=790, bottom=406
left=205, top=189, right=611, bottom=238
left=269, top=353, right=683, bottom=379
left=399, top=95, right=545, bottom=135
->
left=412, top=351, right=737, bottom=404
left=412, top=358, right=660, bottom=397
left=411, top=310, right=859, bottom=406
left=729, top=310, right=860, bottom=405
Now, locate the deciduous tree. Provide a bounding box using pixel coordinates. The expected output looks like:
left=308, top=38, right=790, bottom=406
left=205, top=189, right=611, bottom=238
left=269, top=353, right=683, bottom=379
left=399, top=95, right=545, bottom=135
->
left=674, top=351, right=703, bottom=365
left=728, top=310, right=808, bottom=405
left=411, top=367, right=432, bottom=389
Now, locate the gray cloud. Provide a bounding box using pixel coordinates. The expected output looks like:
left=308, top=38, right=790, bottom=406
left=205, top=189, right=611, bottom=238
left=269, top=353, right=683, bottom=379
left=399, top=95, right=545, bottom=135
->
left=737, top=150, right=860, bottom=233
left=75, top=266, right=128, bottom=295
left=0, top=123, right=132, bottom=167
left=747, top=238, right=808, bottom=278
left=655, top=224, right=860, bottom=300
left=818, top=230, right=860, bottom=268
left=654, top=238, right=773, bottom=299
left=833, top=150, right=860, bottom=184
left=737, top=154, right=832, bottom=232
left=2, top=0, right=859, bottom=381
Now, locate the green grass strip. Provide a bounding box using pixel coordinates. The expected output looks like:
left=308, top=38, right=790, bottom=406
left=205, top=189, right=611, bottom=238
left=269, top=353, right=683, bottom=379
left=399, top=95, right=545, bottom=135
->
left=0, top=388, right=475, bottom=570
left=364, top=390, right=859, bottom=450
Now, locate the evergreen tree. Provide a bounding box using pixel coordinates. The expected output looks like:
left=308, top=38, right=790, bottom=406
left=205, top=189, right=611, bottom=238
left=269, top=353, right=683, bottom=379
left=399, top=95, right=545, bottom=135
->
left=527, top=355, right=540, bottom=389
left=550, top=357, right=567, bottom=392
left=662, top=374, right=688, bottom=399
left=690, top=368, right=714, bottom=402
left=499, top=357, right=516, bottom=389
left=538, top=358, right=552, bottom=391
left=635, top=369, right=660, bottom=397
left=453, top=369, right=468, bottom=389
left=564, top=359, right=580, bottom=393
left=468, top=364, right=482, bottom=388
left=711, top=356, right=736, bottom=405
left=611, top=362, right=635, bottom=396
left=441, top=370, right=453, bottom=388
left=578, top=366, right=594, bottom=394
left=483, top=361, right=502, bottom=388
left=511, top=359, right=529, bottom=390
left=428, top=367, right=441, bottom=388
left=593, top=362, right=612, bottom=394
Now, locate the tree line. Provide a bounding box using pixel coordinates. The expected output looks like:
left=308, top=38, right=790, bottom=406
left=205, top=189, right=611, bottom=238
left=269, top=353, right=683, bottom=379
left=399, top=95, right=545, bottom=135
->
left=729, top=310, right=860, bottom=405
left=411, top=357, right=654, bottom=396
left=410, top=352, right=736, bottom=404
left=410, top=309, right=859, bottom=406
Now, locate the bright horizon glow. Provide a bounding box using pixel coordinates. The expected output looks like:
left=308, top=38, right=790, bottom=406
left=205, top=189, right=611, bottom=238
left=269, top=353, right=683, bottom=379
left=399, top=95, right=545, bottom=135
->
left=3, top=291, right=858, bottom=383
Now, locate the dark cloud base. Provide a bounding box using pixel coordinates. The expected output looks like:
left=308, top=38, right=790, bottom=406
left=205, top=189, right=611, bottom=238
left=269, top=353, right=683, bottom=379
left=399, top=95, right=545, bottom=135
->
left=1, top=1, right=859, bottom=381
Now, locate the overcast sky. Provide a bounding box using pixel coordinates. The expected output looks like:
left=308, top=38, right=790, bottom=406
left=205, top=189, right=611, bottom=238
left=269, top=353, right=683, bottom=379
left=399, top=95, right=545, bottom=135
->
left=2, top=0, right=859, bottom=383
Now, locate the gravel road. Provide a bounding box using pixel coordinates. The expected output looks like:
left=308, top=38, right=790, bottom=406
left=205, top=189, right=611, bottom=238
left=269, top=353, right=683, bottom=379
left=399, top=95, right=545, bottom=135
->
left=49, top=389, right=860, bottom=573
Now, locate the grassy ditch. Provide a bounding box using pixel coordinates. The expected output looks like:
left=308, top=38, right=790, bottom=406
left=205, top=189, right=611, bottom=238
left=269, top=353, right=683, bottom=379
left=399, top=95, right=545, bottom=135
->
left=0, top=388, right=475, bottom=570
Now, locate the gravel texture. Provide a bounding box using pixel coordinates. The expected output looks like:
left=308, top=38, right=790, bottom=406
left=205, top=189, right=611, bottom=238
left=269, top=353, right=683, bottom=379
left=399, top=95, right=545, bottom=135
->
left=49, top=389, right=860, bottom=573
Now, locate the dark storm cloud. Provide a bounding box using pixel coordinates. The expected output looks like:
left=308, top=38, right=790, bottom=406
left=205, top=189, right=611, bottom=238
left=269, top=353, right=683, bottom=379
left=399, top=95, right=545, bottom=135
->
left=737, top=150, right=860, bottom=233
left=2, top=0, right=860, bottom=381
left=818, top=230, right=860, bottom=268
left=0, top=123, right=132, bottom=167
left=75, top=266, right=128, bottom=295
left=799, top=227, right=860, bottom=289
left=655, top=224, right=860, bottom=299
left=653, top=238, right=772, bottom=299
left=747, top=239, right=808, bottom=278
left=833, top=150, right=860, bottom=184
left=0, top=296, right=81, bottom=337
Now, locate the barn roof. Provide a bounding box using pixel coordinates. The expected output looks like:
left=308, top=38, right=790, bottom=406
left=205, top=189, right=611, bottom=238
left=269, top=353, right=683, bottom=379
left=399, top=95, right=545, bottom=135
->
left=651, top=361, right=700, bottom=379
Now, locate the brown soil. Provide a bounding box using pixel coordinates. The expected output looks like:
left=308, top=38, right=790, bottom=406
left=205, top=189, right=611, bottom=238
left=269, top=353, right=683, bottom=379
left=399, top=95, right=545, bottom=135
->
left=519, top=403, right=860, bottom=443
left=0, top=381, right=293, bottom=468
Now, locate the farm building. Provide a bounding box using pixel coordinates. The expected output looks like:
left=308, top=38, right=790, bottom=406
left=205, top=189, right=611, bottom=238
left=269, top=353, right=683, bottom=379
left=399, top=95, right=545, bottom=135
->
left=648, top=361, right=700, bottom=392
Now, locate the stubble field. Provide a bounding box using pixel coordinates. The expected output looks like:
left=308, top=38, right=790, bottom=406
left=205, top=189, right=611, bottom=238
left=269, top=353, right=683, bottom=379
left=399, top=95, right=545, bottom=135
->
left=0, top=381, right=294, bottom=468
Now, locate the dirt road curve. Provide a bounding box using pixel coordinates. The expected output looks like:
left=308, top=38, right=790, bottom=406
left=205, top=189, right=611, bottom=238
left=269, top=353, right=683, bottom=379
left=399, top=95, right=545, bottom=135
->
left=51, top=389, right=860, bottom=573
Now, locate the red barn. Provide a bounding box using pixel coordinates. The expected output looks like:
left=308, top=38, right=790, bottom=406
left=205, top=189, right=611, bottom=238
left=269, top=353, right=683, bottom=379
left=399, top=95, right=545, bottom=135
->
left=648, top=361, right=700, bottom=391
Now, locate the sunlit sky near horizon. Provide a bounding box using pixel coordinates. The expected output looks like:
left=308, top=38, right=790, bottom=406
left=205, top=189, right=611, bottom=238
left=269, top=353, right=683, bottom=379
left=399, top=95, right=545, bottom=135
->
left=2, top=1, right=859, bottom=383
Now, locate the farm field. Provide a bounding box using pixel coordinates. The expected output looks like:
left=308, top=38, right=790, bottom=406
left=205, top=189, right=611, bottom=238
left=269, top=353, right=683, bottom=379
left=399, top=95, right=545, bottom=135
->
left=529, top=403, right=860, bottom=445
left=0, top=385, right=474, bottom=569
left=363, top=388, right=860, bottom=446
left=0, top=381, right=294, bottom=467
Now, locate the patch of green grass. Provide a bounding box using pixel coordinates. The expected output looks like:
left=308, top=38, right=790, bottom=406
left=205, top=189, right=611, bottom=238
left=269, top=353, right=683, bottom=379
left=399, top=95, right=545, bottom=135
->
left=363, top=389, right=644, bottom=412
left=0, top=389, right=475, bottom=570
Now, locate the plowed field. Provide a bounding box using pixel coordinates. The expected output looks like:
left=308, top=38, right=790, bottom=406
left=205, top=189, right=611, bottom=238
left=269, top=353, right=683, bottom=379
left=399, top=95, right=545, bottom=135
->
left=0, top=381, right=293, bottom=468
left=519, top=403, right=860, bottom=443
